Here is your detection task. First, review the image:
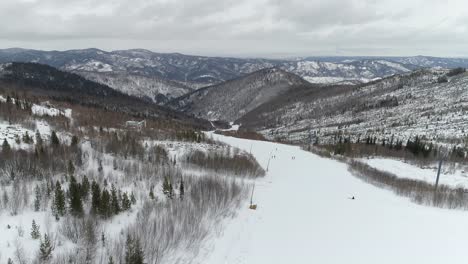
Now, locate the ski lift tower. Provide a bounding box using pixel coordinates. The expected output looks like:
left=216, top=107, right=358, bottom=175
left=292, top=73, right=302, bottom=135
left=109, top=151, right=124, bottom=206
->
left=434, top=145, right=449, bottom=204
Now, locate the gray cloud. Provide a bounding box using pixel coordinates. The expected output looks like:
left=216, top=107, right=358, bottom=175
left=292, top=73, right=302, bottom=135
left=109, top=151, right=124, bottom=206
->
left=0, top=0, right=467, bottom=57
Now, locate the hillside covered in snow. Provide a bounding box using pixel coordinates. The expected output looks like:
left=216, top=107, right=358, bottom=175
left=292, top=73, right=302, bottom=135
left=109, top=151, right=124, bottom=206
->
left=167, top=68, right=311, bottom=121
left=0, top=67, right=264, bottom=263
left=238, top=68, right=468, bottom=148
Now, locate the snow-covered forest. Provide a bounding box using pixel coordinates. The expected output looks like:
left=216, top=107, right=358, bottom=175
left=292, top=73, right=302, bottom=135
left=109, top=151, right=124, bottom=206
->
left=0, top=92, right=264, bottom=263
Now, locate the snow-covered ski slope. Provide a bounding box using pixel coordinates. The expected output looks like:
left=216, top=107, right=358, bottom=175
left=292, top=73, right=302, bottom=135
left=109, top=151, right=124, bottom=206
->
left=198, top=133, right=468, bottom=264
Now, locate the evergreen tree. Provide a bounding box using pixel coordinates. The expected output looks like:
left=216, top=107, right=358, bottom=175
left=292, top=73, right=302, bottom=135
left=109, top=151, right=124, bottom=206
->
left=54, top=181, right=66, bottom=217
left=15, top=96, right=21, bottom=109
left=125, top=234, right=144, bottom=264
left=2, top=191, right=9, bottom=208
left=169, top=181, right=173, bottom=199
left=81, top=176, right=90, bottom=201
left=100, top=189, right=111, bottom=218
left=2, top=139, right=11, bottom=154
left=31, top=220, right=41, bottom=239
left=67, top=160, right=75, bottom=177
left=70, top=135, right=79, bottom=147
left=34, top=185, right=41, bottom=211
left=50, top=131, right=60, bottom=147
left=46, top=181, right=52, bottom=198
left=39, top=234, right=54, bottom=261
left=35, top=130, right=43, bottom=146
left=7, top=258, right=13, bottom=264
left=122, top=192, right=131, bottom=211
left=179, top=178, right=185, bottom=200
left=132, top=238, right=145, bottom=264
left=110, top=184, right=120, bottom=215
left=23, top=131, right=32, bottom=144
left=108, top=256, right=114, bottom=264
left=91, top=181, right=101, bottom=215
left=69, top=176, right=83, bottom=216
left=149, top=185, right=155, bottom=200
left=162, top=177, right=173, bottom=198
left=130, top=192, right=136, bottom=205
left=124, top=234, right=133, bottom=264
left=395, top=140, right=403, bottom=151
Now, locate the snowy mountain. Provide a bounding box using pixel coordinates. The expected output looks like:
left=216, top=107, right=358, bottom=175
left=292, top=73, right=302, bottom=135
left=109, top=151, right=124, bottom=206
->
left=167, top=68, right=311, bottom=121
left=76, top=71, right=193, bottom=104
left=0, top=62, right=211, bottom=129
left=2, top=48, right=463, bottom=88
left=283, top=59, right=414, bottom=83
left=238, top=68, right=468, bottom=146
left=392, top=56, right=468, bottom=69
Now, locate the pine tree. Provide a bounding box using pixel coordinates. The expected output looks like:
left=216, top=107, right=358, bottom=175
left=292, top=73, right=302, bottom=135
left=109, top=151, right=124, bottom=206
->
left=125, top=234, right=144, bottom=264
left=2, top=191, right=9, bottom=208
left=31, top=220, right=41, bottom=239
left=179, top=178, right=185, bottom=200
left=132, top=238, right=145, bottom=264
left=108, top=256, right=114, bottom=264
left=110, top=184, right=120, bottom=215
left=2, top=139, right=11, bottom=154
left=23, top=131, right=32, bottom=144
left=69, top=176, right=83, bottom=216
left=130, top=192, right=136, bottom=205
left=169, top=181, right=173, bottom=199
left=122, top=192, right=131, bottom=211
left=100, top=189, right=111, bottom=218
left=124, top=234, right=133, bottom=264
left=81, top=176, right=90, bottom=201
left=35, top=130, right=43, bottom=146
left=149, top=185, right=155, bottom=200
left=50, top=131, right=60, bottom=147
left=54, top=181, right=66, bottom=217
left=162, top=177, right=173, bottom=198
left=67, top=160, right=75, bottom=177
left=91, top=181, right=101, bottom=215
left=70, top=135, right=79, bottom=147
left=7, top=258, right=13, bottom=264
left=46, top=181, right=52, bottom=197
left=34, top=185, right=41, bottom=211
left=39, top=233, right=54, bottom=261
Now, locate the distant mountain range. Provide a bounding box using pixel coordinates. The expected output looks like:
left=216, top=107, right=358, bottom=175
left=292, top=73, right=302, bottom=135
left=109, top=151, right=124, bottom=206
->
left=1, top=48, right=467, bottom=104
left=1, top=51, right=467, bottom=147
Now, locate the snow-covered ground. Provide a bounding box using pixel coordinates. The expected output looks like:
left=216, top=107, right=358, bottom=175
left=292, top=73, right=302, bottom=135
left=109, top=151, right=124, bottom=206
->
left=197, top=133, right=468, bottom=264
left=0, top=120, right=53, bottom=149
left=31, top=104, right=72, bottom=119
left=360, top=157, right=468, bottom=189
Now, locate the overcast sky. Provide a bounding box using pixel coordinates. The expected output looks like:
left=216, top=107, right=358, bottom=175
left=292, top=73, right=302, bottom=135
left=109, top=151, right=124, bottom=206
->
left=0, top=0, right=467, bottom=58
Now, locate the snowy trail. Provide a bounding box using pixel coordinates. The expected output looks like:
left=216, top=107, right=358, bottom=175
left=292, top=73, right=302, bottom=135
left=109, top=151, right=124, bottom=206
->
left=197, top=133, right=468, bottom=264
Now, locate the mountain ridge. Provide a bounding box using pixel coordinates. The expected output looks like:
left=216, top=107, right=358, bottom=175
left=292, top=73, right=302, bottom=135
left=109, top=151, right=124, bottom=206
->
left=167, top=67, right=312, bottom=121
